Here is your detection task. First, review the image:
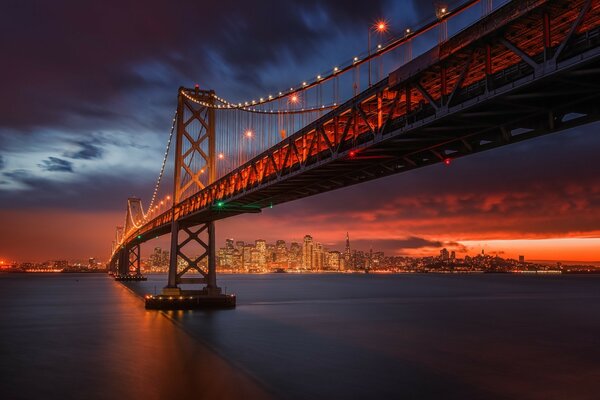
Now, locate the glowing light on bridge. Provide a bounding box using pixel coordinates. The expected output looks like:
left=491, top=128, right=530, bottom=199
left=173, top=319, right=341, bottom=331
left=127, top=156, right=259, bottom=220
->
left=218, top=153, right=225, bottom=159
left=444, top=158, right=452, bottom=166
left=374, top=20, right=389, bottom=33
left=245, top=130, right=253, bottom=138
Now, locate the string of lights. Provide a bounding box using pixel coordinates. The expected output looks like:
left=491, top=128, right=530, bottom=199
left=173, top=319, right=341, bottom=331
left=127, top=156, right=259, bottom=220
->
left=180, top=89, right=338, bottom=114
left=146, top=110, right=177, bottom=217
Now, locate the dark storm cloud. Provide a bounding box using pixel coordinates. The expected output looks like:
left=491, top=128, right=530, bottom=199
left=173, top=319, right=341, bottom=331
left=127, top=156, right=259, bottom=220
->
left=0, top=0, right=388, bottom=131
left=64, top=140, right=103, bottom=160
left=348, top=237, right=443, bottom=250
left=334, top=237, right=468, bottom=254
left=38, top=157, right=73, bottom=172
left=3, top=169, right=31, bottom=181
left=0, top=155, right=4, bottom=170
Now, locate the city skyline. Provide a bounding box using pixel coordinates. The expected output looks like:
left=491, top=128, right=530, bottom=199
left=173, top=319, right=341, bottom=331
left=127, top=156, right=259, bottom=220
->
left=2, top=228, right=600, bottom=265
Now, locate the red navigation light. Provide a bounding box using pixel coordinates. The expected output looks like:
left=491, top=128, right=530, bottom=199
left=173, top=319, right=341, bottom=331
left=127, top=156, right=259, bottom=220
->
left=194, top=83, right=199, bottom=88
left=444, top=158, right=451, bottom=166
left=374, top=20, right=389, bottom=33
left=349, top=150, right=356, bottom=158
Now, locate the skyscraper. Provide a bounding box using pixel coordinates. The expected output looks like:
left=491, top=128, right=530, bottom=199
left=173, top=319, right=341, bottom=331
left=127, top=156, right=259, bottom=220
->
left=313, top=242, right=324, bottom=271
left=344, top=232, right=351, bottom=269
left=440, top=248, right=450, bottom=261
left=275, top=240, right=288, bottom=265
left=255, top=239, right=267, bottom=269
left=289, top=242, right=301, bottom=269
left=302, top=235, right=314, bottom=270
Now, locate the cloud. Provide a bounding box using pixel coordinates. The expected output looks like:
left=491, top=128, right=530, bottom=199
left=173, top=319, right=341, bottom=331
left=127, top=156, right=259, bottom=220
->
left=38, top=157, right=74, bottom=172
left=64, top=140, right=103, bottom=160
left=345, top=237, right=443, bottom=252
left=0, top=0, right=393, bottom=131
left=0, top=154, right=4, bottom=170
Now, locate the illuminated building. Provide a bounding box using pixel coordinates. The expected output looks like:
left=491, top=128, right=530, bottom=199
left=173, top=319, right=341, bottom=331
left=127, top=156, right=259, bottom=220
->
left=344, top=232, right=351, bottom=269
left=313, top=242, right=325, bottom=271
left=289, top=242, right=301, bottom=269
left=275, top=240, right=288, bottom=266
left=302, top=235, right=314, bottom=270
left=242, top=245, right=253, bottom=271
left=440, top=248, right=450, bottom=261
left=255, top=239, right=267, bottom=268
left=327, top=251, right=341, bottom=270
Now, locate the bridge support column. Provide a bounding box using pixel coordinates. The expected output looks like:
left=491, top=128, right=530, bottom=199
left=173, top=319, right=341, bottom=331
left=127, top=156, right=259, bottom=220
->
left=118, top=249, right=128, bottom=276
left=164, top=220, right=221, bottom=295
left=150, top=219, right=234, bottom=309
left=166, top=219, right=179, bottom=289
left=206, top=221, right=217, bottom=292
left=114, top=244, right=147, bottom=281
left=128, top=244, right=141, bottom=276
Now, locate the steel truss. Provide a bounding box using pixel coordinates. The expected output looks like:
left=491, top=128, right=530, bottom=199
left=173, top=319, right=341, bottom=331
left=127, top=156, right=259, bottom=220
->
left=164, top=87, right=221, bottom=294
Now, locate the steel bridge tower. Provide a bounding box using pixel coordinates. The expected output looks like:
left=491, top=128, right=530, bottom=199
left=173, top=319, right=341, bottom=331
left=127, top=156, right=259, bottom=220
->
left=160, top=86, right=226, bottom=301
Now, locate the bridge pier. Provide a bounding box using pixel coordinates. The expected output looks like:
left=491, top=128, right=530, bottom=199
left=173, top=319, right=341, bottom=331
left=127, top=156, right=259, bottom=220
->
left=114, top=244, right=147, bottom=281
left=147, top=219, right=234, bottom=309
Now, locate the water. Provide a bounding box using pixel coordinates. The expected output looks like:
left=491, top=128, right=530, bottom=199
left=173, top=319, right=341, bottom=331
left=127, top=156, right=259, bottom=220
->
left=2, top=273, right=599, bottom=399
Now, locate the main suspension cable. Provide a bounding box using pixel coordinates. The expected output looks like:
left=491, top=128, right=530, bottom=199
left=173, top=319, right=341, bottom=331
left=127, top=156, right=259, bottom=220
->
left=146, top=110, right=177, bottom=216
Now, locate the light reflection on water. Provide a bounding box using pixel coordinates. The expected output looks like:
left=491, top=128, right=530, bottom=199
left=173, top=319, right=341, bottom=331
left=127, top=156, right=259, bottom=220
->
left=1, top=273, right=600, bottom=399
left=0, top=273, right=271, bottom=400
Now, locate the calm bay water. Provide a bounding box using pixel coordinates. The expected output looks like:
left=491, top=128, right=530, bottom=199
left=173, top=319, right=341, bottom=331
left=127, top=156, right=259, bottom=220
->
left=1, top=273, right=599, bottom=399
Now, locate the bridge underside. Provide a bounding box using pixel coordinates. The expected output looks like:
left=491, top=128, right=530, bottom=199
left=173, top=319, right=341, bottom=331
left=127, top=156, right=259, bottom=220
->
left=188, top=53, right=600, bottom=223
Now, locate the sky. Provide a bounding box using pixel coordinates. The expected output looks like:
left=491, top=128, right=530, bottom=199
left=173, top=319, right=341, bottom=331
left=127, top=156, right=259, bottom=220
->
left=0, top=0, right=599, bottom=263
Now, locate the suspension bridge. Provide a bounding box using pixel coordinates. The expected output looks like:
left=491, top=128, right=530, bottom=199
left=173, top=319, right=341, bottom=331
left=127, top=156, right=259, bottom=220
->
left=107, top=0, right=600, bottom=309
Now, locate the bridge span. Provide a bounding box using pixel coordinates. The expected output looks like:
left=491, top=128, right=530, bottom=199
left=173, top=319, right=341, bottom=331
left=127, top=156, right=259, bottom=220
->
left=108, top=0, right=600, bottom=309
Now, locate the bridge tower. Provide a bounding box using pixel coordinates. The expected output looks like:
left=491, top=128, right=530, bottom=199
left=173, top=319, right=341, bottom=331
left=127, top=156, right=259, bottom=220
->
left=113, top=200, right=147, bottom=281
left=152, top=85, right=233, bottom=308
